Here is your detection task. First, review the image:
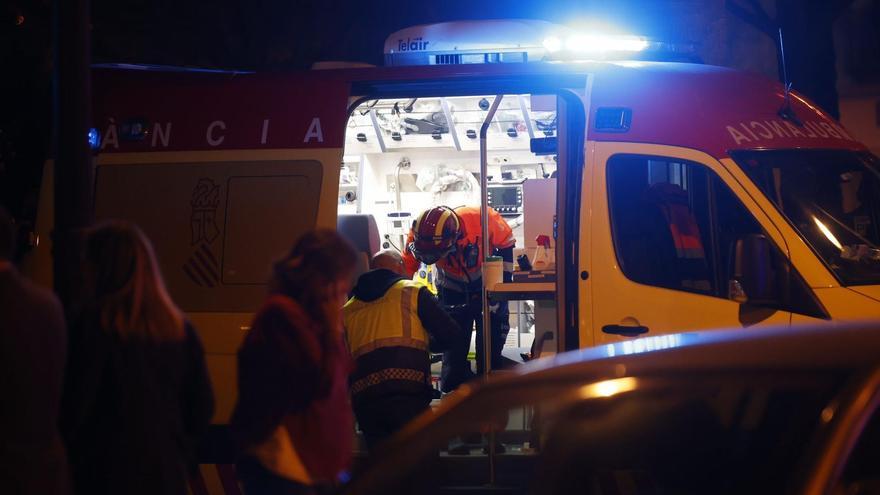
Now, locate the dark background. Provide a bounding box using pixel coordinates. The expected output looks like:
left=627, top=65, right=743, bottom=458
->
left=2, top=0, right=879, bottom=234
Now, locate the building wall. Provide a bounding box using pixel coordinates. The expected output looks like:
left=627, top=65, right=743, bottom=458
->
left=840, top=97, right=880, bottom=155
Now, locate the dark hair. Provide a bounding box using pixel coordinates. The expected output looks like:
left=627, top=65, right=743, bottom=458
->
left=0, top=206, right=15, bottom=261
left=271, top=229, right=357, bottom=318
left=85, top=221, right=183, bottom=340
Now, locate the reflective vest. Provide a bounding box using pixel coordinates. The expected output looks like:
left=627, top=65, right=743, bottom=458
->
left=646, top=183, right=706, bottom=260
left=645, top=182, right=711, bottom=291
left=342, top=279, right=430, bottom=396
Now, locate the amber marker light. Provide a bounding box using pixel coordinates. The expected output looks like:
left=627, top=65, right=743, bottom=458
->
left=580, top=377, right=638, bottom=399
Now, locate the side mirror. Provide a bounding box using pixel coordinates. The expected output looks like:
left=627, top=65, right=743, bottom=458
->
left=731, top=234, right=777, bottom=305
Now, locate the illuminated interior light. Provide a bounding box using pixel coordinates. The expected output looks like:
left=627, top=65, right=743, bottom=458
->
left=813, top=216, right=843, bottom=251
left=542, top=36, right=563, bottom=53
left=580, top=377, right=638, bottom=399
left=342, top=155, right=361, bottom=162
left=565, top=34, right=648, bottom=53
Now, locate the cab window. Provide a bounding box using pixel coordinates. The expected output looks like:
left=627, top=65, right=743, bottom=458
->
left=606, top=154, right=767, bottom=299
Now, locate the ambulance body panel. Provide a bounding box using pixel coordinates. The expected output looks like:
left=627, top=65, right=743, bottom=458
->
left=28, top=58, right=880, bottom=423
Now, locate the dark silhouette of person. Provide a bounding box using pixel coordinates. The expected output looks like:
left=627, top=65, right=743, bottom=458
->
left=61, top=221, right=214, bottom=495
left=0, top=206, right=71, bottom=495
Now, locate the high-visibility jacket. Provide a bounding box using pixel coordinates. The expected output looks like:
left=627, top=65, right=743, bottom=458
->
left=645, top=183, right=706, bottom=259
left=403, top=206, right=515, bottom=290
left=645, top=183, right=711, bottom=290
left=343, top=279, right=432, bottom=403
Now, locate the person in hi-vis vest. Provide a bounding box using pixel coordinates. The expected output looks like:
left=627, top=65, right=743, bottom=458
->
left=343, top=250, right=461, bottom=451
left=403, top=205, right=515, bottom=393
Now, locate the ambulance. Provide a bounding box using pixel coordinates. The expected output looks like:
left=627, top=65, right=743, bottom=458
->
left=25, top=19, right=880, bottom=424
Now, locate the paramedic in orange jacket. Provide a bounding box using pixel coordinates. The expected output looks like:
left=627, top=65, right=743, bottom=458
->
left=403, top=205, right=515, bottom=392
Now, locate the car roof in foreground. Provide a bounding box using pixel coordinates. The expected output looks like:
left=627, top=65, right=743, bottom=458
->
left=508, top=321, right=880, bottom=388
left=345, top=322, right=880, bottom=494
left=410, top=321, right=880, bottom=433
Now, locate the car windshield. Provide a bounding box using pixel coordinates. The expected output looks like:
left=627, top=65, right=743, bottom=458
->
left=731, top=149, right=880, bottom=286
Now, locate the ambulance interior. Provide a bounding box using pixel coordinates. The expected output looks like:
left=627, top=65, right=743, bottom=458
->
left=338, top=93, right=560, bottom=389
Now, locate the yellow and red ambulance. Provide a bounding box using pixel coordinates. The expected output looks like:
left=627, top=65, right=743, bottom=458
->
left=25, top=20, right=880, bottom=429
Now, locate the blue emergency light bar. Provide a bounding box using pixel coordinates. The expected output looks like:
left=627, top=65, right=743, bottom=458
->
left=383, top=20, right=698, bottom=67
left=545, top=34, right=649, bottom=55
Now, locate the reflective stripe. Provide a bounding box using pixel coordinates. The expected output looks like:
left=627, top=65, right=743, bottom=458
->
left=434, top=208, right=453, bottom=242
left=646, top=183, right=706, bottom=260
left=401, top=285, right=413, bottom=338
left=657, top=203, right=706, bottom=259
left=350, top=336, right=428, bottom=360
left=350, top=368, right=429, bottom=395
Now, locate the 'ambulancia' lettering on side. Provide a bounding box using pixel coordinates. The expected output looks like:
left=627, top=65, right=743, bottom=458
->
left=726, top=119, right=854, bottom=146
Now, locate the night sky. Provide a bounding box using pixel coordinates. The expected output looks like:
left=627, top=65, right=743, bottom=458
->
left=85, top=0, right=709, bottom=70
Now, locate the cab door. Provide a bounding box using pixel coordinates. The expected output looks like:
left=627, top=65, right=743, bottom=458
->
left=587, top=142, right=792, bottom=343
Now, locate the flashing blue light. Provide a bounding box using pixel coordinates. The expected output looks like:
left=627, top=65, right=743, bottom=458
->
left=88, top=128, right=100, bottom=150
left=543, top=36, right=563, bottom=52
left=570, top=34, right=648, bottom=53
left=544, top=33, right=649, bottom=55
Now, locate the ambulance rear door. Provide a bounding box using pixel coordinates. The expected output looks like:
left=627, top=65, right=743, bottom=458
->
left=588, top=142, right=794, bottom=343
left=92, top=69, right=350, bottom=421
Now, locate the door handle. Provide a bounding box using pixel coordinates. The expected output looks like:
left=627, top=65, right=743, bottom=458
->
left=602, top=324, right=649, bottom=337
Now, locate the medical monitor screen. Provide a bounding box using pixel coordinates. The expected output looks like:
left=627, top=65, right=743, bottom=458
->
left=495, top=186, right=519, bottom=206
